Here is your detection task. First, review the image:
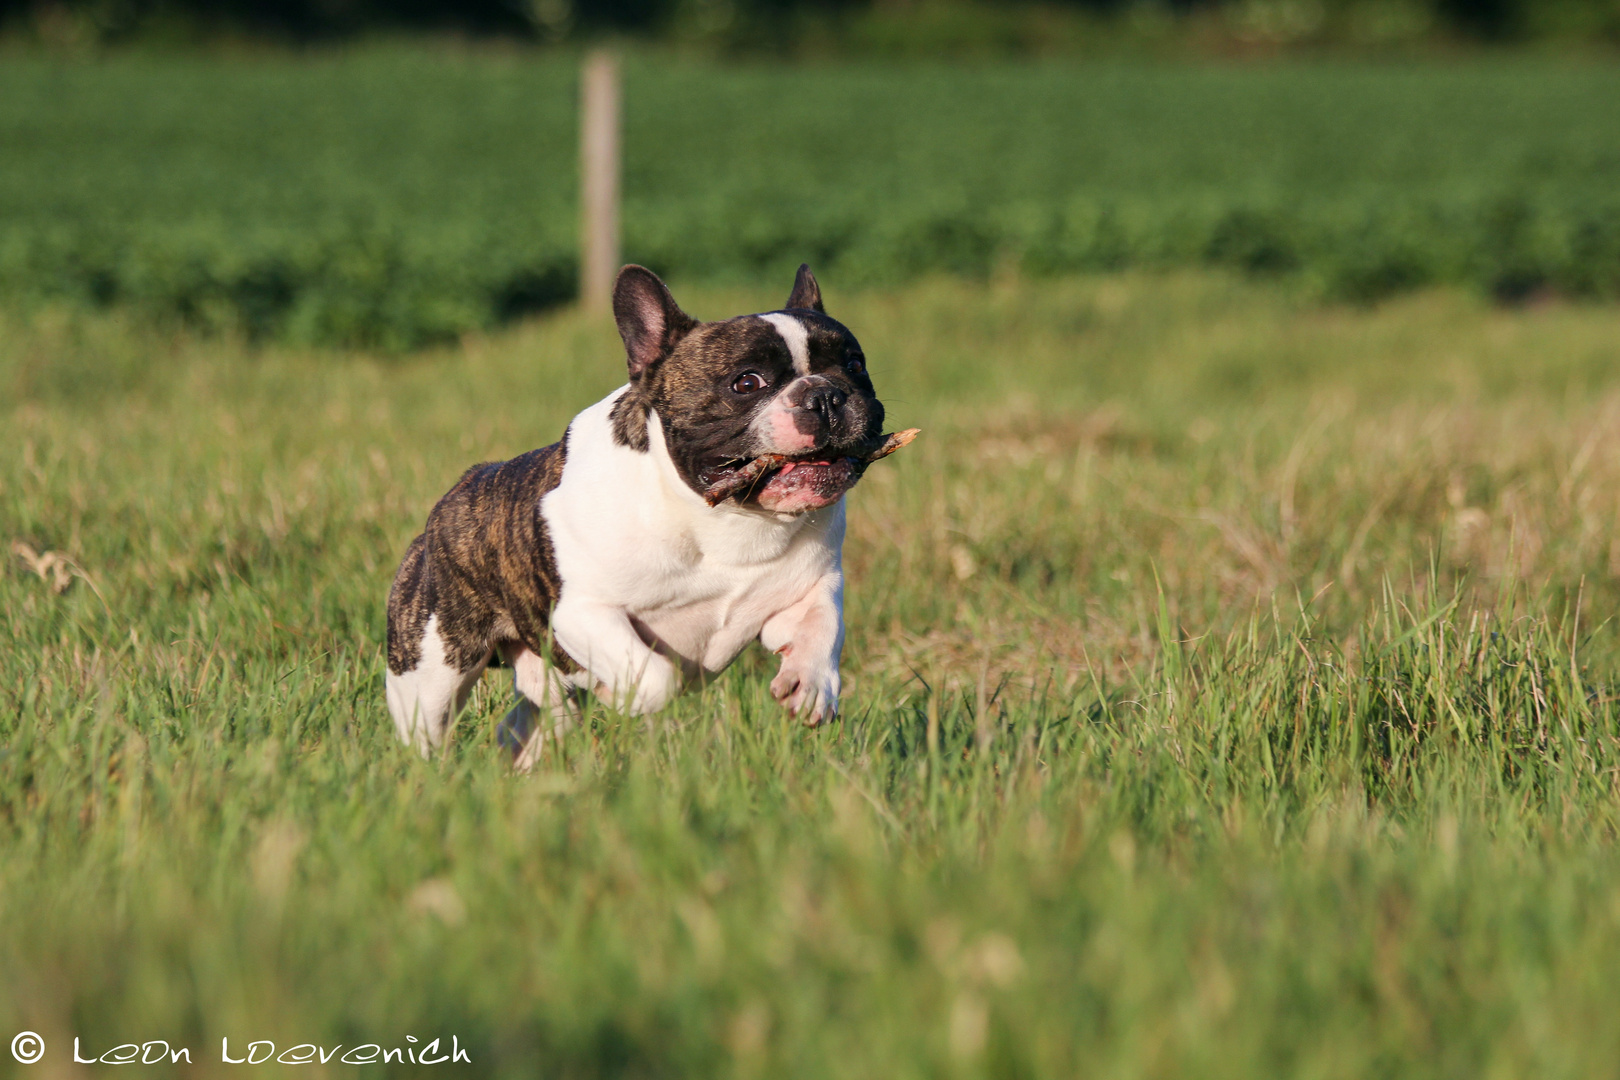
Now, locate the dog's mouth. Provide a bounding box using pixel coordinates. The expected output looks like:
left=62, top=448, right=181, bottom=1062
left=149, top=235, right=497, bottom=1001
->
left=698, top=430, right=920, bottom=513
left=698, top=452, right=861, bottom=512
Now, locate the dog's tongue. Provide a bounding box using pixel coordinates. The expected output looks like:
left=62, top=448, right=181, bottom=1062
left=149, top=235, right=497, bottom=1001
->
left=774, top=459, right=833, bottom=476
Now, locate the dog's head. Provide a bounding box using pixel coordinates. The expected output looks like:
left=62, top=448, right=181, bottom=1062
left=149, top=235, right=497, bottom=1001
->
left=608, top=264, right=885, bottom=515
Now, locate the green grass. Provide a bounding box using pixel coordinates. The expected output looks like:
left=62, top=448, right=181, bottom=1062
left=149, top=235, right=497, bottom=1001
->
left=4, top=51, right=1620, bottom=346
left=5, top=270, right=1620, bottom=1076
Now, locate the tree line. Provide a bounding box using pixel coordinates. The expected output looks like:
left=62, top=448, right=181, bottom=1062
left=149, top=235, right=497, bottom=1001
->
left=3, top=0, right=1615, bottom=48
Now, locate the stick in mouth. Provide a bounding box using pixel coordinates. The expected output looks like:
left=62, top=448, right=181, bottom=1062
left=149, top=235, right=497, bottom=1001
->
left=702, top=428, right=922, bottom=507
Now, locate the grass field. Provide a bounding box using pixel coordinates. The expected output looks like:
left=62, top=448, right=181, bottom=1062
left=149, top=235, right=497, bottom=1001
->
left=5, top=269, right=1620, bottom=1076
left=4, top=51, right=1620, bottom=345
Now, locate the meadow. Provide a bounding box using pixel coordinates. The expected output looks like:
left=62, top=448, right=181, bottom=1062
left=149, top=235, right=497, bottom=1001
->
left=3, top=51, right=1620, bottom=346
left=5, top=267, right=1620, bottom=1077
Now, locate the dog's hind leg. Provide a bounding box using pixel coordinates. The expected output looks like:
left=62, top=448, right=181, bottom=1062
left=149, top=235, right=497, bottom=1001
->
left=386, top=614, right=488, bottom=757
left=497, top=644, right=581, bottom=771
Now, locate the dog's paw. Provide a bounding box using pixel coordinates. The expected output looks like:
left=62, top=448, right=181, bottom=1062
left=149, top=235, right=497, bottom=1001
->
left=770, top=650, right=840, bottom=726
left=596, top=653, right=682, bottom=715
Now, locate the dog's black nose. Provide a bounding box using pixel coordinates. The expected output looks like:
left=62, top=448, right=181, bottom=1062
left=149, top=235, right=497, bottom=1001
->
left=802, top=384, right=846, bottom=418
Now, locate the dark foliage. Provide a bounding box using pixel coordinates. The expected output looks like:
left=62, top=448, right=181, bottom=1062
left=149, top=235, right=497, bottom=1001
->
left=0, top=0, right=1611, bottom=43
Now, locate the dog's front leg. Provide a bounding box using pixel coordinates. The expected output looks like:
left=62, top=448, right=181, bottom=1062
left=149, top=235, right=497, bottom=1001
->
left=551, top=597, right=683, bottom=715
left=759, top=570, right=844, bottom=726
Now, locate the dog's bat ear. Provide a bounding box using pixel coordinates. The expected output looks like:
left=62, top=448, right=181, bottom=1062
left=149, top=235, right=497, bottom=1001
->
left=786, top=263, right=824, bottom=313
left=613, top=265, right=697, bottom=381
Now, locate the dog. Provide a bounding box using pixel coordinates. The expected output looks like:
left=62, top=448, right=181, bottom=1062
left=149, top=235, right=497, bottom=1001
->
left=384, top=263, right=895, bottom=766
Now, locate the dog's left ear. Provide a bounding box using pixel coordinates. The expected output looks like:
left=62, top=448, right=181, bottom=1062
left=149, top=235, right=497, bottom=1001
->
left=614, top=265, right=698, bottom=382
left=785, top=263, right=825, bottom=313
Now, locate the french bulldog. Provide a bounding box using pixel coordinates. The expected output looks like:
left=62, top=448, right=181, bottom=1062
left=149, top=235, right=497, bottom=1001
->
left=384, top=263, right=907, bottom=767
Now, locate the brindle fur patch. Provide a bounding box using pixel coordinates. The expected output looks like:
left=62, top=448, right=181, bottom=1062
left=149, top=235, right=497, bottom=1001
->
left=386, top=439, right=576, bottom=677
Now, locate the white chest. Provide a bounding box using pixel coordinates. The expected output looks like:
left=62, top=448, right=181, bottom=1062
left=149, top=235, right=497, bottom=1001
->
left=627, top=538, right=833, bottom=669
left=542, top=389, right=844, bottom=672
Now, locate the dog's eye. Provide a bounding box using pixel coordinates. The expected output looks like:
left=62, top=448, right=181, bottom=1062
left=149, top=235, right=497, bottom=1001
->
left=846, top=356, right=866, bottom=375
left=732, top=371, right=768, bottom=394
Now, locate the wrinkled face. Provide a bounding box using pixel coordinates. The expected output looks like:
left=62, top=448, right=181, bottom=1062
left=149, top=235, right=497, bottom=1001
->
left=632, top=309, right=885, bottom=513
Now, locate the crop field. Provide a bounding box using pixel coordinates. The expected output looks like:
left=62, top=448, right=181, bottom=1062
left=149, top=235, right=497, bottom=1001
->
left=5, top=267, right=1620, bottom=1076
left=3, top=51, right=1620, bottom=346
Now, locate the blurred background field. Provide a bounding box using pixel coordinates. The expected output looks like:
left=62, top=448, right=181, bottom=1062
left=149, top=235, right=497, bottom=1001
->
left=4, top=52, right=1620, bottom=347
left=7, top=3, right=1620, bottom=1076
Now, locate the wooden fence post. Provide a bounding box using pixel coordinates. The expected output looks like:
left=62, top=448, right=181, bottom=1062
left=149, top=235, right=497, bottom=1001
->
left=580, top=49, right=620, bottom=315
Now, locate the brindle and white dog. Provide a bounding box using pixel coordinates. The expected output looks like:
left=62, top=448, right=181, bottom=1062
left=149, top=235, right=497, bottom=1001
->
left=385, top=264, right=894, bottom=766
